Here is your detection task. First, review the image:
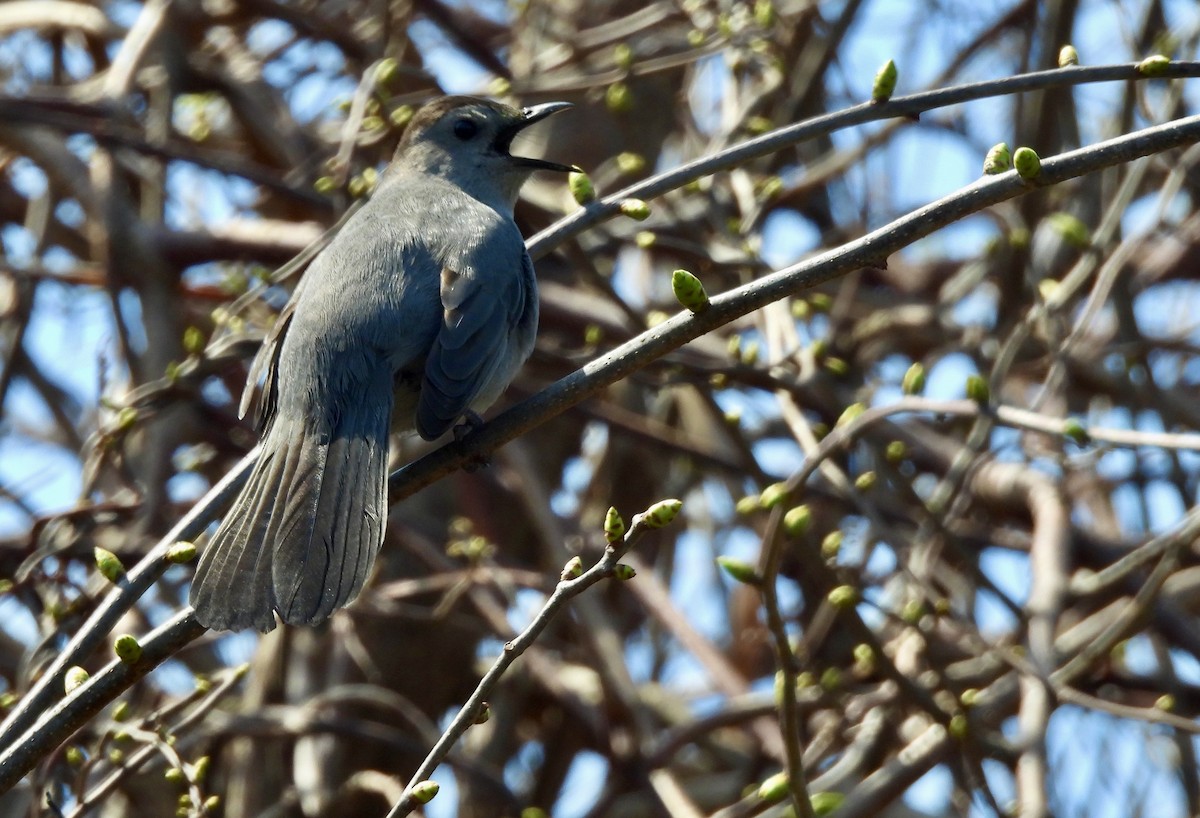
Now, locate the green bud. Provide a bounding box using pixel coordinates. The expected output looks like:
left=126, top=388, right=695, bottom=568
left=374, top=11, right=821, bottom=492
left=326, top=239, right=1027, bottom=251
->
left=671, top=269, right=709, bottom=312
left=114, top=634, right=142, bottom=665
left=821, top=530, right=843, bottom=559
left=758, top=175, right=783, bottom=201
left=758, top=771, right=789, bottom=803
left=1155, top=693, right=1176, bottom=711
left=735, top=495, right=760, bottom=515
left=65, top=666, right=89, bottom=694
left=412, top=780, right=440, bottom=804
left=487, top=77, right=511, bottom=96
left=828, top=585, right=858, bottom=609
left=66, top=746, right=86, bottom=766
left=966, top=374, right=990, bottom=404
left=361, top=115, right=385, bottom=133
left=1058, top=45, right=1079, bottom=66
left=754, top=0, right=775, bottom=28
left=983, top=142, right=1011, bottom=175
left=853, top=643, right=873, bottom=664
left=783, top=505, right=811, bottom=536
left=1009, top=227, right=1031, bottom=249
left=812, top=791, right=846, bottom=816
left=823, top=356, right=849, bottom=377
left=642, top=498, right=683, bottom=528
left=604, top=506, right=626, bottom=543
left=759, top=482, right=788, bottom=509
left=112, top=701, right=130, bottom=722
left=613, top=43, right=634, bottom=71
left=808, top=293, right=833, bottom=313
left=1013, top=146, right=1041, bottom=180
left=618, top=198, right=651, bottom=220
left=901, top=599, right=925, bottom=624
left=1037, top=278, right=1059, bottom=301
left=94, top=547, right=126, bottom=584
left=790, top=298, right=809, bottom=319
left=115, top=406, right=138, bottom=432
left=1046, top=211, right=1090, bottom=248
left=740, top=339, right=760, bottom=366
left=182, top=326, right=206, bottom=355
left=165, top=541, right=197, bottom=564
left=0, top=691, right=16, bottom=709
left=389, top=105, right=414, bottom=127
left=613, top=563, right=637, bottom=580
left=0, top=579, right=11, bottom=595
left=885, top=440, right=907, bottom=463
left=716, top=556, right=759, bottom=584
left=687, top=28, right=705, bottom=46
left=561, top=556, right=584, bottom=580
left=522, top=809, right=549, bottom=818
left=165, top=767, right=186, bottom=784
left=854, top=470, right=877, bottom=491
left=347, top=175, right=367, bottom=198
left=948, top=713, right=969, bottom=739
left=871, top=59, right=898, bottom=103
left=960, top=688, right=981, bottom=708
left=203, top=796, right=220, bottom=813
left=605, top=81, right=633, bottom=113
left=837, top=402, right=866, bottom=428
left=616, top=152, right=646, bottom=174
left=375, top=57, right=399, bottom=84
left=1063, top=417, right=1089, bottom=445
left=475, top=702, right=491, bottom=724
left=819, top=667, right=842, bottom=690
left=193, top=755, right=210, bottom=782
left=583, top=324, right=602, bottom=345
left=1137, top=55, right=1170, bottom=76
left=568, top=169, right=595, bottom=204
left=635, top=230, right=656, bottom=248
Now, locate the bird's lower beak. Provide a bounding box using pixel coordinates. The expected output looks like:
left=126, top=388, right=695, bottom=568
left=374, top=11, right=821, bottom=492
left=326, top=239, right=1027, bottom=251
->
left=505, top=101, right=574, bottom=172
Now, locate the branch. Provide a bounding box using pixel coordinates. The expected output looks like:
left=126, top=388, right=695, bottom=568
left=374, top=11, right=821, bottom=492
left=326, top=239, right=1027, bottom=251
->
left=383, top=501, right=680, bottom=818
left=389, top=111, right=1200, bottom=500
left=0, top=451, right=255, bottom=772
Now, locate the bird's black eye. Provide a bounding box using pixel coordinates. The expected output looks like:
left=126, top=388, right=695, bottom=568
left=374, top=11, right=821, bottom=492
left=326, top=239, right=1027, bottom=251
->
left=453, top=118, right=479, bottom=140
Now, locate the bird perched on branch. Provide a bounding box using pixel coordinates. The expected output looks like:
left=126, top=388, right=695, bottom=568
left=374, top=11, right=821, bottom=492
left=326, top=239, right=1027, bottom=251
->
left=190, top=96, right=573, bottom=632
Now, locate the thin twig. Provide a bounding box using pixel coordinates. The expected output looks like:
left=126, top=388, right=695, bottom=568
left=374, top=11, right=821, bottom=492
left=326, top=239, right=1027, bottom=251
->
left=384, top=506, right=676, bottom=817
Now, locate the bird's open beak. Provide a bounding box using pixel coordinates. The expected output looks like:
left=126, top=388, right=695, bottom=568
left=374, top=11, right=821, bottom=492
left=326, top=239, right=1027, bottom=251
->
left=502, top=101, right=574, bottom=172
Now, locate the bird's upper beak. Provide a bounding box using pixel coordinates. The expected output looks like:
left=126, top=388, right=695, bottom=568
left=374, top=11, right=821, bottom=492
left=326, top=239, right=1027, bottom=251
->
left=500, top=101, right=574, bottom=172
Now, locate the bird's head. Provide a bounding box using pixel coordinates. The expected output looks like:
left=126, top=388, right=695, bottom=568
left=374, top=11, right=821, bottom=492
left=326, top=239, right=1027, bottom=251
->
left=390, top=96, right=573, bottom=208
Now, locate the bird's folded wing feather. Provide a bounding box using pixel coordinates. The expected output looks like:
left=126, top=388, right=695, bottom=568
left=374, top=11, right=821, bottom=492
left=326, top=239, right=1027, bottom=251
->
left=416, top=259, right=527, bottom=439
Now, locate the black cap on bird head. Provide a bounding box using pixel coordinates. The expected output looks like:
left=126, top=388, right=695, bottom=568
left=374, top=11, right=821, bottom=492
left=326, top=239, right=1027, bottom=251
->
left=391, top=95, right=574, bottom=178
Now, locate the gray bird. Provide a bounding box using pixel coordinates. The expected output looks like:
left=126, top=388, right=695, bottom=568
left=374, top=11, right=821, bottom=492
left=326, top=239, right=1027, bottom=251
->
left=190, top=96, right=572, bottom=632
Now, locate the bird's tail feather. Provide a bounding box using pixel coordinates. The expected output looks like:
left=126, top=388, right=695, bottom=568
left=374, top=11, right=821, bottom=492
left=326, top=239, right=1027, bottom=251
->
left=190, top=395, right=389, bottom=632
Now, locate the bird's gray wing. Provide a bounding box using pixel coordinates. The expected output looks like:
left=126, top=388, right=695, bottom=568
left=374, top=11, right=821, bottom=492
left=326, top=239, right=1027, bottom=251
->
left=416, top=255, right=530, bottom=440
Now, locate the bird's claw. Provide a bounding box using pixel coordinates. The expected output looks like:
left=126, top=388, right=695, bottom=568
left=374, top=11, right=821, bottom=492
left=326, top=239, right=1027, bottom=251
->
left=454, top=411, right=490, bottom=471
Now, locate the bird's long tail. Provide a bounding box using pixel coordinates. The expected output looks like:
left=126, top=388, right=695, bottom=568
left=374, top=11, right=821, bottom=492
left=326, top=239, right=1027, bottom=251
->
left=190, top=398, right=389, bottom=632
